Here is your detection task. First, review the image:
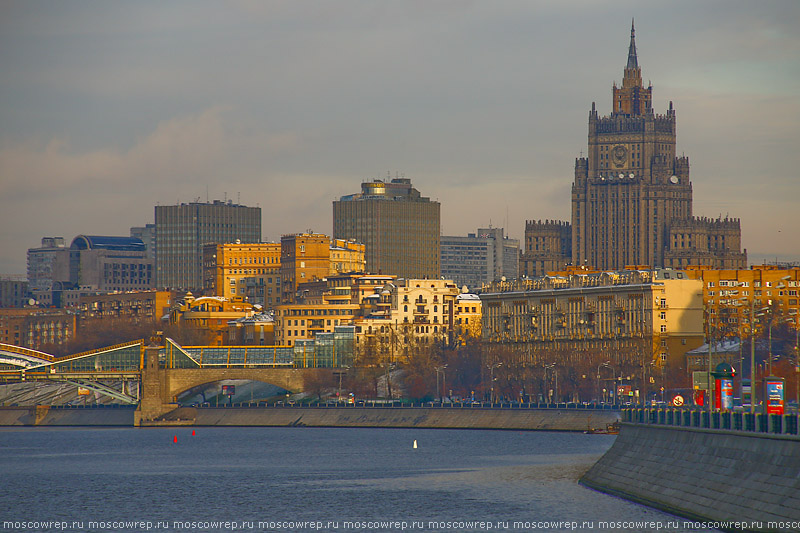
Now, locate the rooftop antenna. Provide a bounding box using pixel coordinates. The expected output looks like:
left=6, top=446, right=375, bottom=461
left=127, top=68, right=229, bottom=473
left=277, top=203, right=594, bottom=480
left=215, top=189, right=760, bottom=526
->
left=238, top=192, right=241, bottom=204
left=206, top=184, right=209, bottom=203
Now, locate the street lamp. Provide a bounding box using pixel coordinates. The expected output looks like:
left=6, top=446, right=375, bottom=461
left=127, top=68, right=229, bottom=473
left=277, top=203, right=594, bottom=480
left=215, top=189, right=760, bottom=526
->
left=597, top=361, right=613, bottom=404
left=738, top=292, right=758, bottom=414
left=544, top=362, right=558, bottom=404
left=487, top=362, right=502, bottom=403
left=435, top=364, right=448, bottom=401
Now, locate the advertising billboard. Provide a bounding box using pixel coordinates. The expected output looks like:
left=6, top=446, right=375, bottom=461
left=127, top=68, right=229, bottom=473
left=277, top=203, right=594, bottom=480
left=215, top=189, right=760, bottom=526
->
left=765, top=378, right=784, bottom=415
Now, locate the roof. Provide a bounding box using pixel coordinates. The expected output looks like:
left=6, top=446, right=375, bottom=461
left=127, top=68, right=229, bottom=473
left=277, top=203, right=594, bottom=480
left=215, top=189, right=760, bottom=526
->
left=70, top=235, right=146, bottom=252
left=686, top=339, right=742, bottom=355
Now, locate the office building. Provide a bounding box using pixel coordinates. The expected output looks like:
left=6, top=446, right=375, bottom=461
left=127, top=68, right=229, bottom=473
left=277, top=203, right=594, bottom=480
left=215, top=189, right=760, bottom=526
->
left=27, top=237, right=67, bottom=293
left=441, top=227, right=519, bottom=290
left=155, top=200, right=261, bottom=291
left=130, top=224, right=156, bottom=260
left=333, top=178, right=440, bottom=279
left=53, top=235, right=154, bottom=292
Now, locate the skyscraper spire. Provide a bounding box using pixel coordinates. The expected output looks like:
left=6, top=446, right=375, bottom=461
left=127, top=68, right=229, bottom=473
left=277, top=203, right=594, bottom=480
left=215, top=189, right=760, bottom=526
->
left=626, top=18, right=638, bottom=70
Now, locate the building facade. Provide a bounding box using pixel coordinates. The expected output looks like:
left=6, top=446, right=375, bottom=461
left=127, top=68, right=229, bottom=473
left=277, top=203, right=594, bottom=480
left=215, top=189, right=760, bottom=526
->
left=155, top=200, right=261, bottom=291
left=78, top=290, right=176, bottom=326
left=685, top=264, right=800, bottom=340
left=130, top=224, right=156, bottom=260
left=280, top=234, right=367, bottom=304
left=333, top=178, right=440, bottom=279
left=0, top=278, right=29, bottom=308
left=441, top=227, right=519, bottom=290
left=27, top=237, right=67, bottom=294
left=168, top=293, right=258, bottom=345
left=568, top=23, right=746, bottom=271
left=520, top=220, right=572, bottom=278
left=480, top=269, right=704, bottom=377
left=53, top=235, right=154, bottom=292
left=275, top=274, right=473, bottom=357
left=0, top=308, right=77, bottom=350
left=202, top=242, right=282, bottom=307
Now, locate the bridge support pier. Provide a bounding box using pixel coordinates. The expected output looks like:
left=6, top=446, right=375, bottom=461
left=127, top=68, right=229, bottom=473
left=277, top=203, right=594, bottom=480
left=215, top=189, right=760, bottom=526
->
left=134, top=346, right=173, bottom=426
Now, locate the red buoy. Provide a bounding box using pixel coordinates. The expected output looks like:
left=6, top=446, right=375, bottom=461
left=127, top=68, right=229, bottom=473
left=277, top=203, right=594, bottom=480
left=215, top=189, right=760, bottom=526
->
left=173, top=435, right=177, bottom=443
left=192, top=430, right=195, bottom=436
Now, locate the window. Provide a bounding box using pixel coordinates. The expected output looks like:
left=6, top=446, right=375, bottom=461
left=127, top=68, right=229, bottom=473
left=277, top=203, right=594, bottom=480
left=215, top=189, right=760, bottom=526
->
left=660, top=325, right=667, bottom=333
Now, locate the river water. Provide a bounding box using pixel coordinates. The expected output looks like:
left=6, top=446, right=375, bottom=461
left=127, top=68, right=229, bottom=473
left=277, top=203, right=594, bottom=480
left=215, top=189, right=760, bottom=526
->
left=0, top=427, right=718, bottom=533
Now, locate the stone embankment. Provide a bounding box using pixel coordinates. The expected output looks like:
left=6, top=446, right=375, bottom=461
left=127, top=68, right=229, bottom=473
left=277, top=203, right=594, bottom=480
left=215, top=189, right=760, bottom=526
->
left=581, top=409, right=800, bottom=532
left=0, top=405, right=136, bottom=426
left=1, top=404, right=620, bottom=431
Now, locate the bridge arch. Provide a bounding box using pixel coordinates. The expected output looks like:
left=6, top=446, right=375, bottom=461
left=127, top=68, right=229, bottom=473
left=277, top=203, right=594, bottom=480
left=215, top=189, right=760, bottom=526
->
left=163, top=368, right=309, bottom=402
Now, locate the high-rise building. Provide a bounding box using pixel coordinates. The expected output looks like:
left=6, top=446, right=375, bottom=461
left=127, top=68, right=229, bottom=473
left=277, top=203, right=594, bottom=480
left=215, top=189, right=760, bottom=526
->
left=520, top=220, right=572, bottom=278
left=333, top=178, right=440, bottom=279
left=130, top=224, right=156, bottom=260
left=27, top=237, right=67, bottom=293
left=568, top=22, right=746, bottom=271
left=155, top=200, right=261, bottom=291
left=53, top=235, right=154, bottom=292
left=441, top=227, right=519, bottom=290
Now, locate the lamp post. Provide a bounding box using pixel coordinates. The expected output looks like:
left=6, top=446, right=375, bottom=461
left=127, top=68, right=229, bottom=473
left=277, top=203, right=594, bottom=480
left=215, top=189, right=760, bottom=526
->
left=487, top=362, right=502, bottom=403
left=738, top=292, right=758, bottom=414
left=544, top=362, right=557, bottom=404
left=435, top=364, right=447, bottom=401
left=596, top=361, right=610, bottom=404
left=790, top=310, right=799, bottom=409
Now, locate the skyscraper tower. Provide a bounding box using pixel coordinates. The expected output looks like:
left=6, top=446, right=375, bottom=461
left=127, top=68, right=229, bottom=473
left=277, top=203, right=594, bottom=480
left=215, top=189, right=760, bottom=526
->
left=155, top=200, right=261, bottom=290
left=570, top=21, right=744, bottom=271
left=333, top=178, right=440, bottom=279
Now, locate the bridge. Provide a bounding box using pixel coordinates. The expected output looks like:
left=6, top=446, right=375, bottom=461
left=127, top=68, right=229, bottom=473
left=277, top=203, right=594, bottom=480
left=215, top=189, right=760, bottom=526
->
left=0, top=338, right=352, bottom=425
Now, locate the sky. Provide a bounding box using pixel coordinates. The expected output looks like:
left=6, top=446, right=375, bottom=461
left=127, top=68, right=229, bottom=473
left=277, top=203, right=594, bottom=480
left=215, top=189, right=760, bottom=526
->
left=1, top=1, right=799, bottom=276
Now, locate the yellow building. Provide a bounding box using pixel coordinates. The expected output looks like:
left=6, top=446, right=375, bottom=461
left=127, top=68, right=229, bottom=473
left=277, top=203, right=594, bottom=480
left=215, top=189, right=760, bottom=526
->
left=274, top=273, right=371, bottom=346
left=330, top=239, right=366, bottom=275
left=480, top=269, right=704, bottom=374
left=78, top=290, right=175, bottom=325
left=168, top=293, right=258, bottom=345
left=275, top=274, right=476, bottom=360
left=685, top=265, right=800, bottom=339
left=202, top=242, right=281, bottom=308
left=455, top=293, right=482, bottom=342
left=280, top=233, right=366, bottom=304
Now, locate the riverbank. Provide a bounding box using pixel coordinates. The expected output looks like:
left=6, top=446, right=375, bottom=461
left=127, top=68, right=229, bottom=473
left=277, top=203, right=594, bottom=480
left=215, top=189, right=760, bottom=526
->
left=580, top=418, right=800, bottom=532
left=0, top=405, right=620, bottom=431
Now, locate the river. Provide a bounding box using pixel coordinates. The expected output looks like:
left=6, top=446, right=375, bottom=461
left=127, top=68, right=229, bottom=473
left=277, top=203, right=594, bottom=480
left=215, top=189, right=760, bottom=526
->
left=0, top=427, right=719, bottom=532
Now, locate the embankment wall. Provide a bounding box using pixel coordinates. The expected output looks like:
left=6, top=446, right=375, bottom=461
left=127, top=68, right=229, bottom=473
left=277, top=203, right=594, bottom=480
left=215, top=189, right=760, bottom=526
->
left=190, top=406, right=618, bottom=431
left=580, top=423, right=800, bottom=532
left=0, top=405, right=619, bottom=431
left=0, top=406, right=135, bottom=426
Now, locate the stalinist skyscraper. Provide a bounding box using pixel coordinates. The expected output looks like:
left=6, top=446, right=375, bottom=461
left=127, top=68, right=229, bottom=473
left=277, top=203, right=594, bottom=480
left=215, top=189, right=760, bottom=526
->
left=567, top=21, right=746, bottom=271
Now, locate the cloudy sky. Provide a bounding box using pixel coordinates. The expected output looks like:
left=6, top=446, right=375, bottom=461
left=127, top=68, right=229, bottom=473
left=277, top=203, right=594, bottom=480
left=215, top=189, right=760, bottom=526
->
left=1, top=1, right=799, bottom=275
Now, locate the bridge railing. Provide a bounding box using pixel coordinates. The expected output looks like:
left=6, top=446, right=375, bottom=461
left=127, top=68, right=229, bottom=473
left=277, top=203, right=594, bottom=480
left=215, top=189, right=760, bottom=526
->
left=623, top=408, right=800, bottom=437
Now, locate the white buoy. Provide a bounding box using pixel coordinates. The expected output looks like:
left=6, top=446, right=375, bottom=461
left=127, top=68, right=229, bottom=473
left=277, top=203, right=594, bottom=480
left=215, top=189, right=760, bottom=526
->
left=413, top=439, right=417, bottom=449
